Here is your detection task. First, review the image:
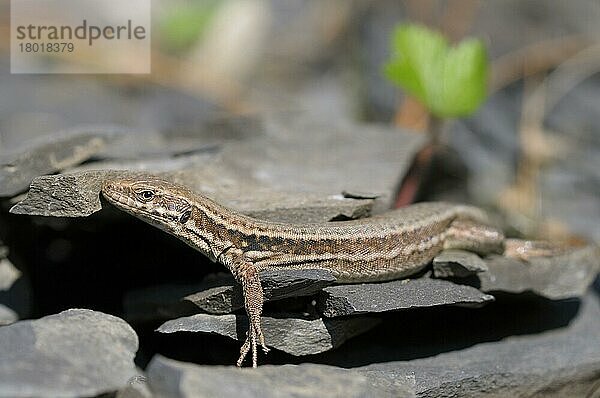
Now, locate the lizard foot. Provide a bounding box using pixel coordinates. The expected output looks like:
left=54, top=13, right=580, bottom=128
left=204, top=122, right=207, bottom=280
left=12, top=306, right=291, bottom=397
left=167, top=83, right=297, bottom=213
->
left=225, top=254, right=269, bottom=367
left=236, top=320, right=269, bottom=368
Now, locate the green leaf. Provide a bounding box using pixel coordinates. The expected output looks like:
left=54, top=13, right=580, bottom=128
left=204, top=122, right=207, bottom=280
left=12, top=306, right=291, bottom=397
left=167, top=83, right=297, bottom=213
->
left=159, top=1, right=220, bottom=54
left=384, top=24, right=488, bottom=118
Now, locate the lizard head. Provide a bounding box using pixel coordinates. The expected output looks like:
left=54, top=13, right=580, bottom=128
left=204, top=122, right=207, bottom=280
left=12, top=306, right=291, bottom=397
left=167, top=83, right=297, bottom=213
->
left=102, top=177, right=194, bottom=230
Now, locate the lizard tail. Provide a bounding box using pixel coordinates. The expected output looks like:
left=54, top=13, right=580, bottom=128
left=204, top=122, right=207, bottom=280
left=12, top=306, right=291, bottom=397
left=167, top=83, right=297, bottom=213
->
left=503, top=238, right=576, bottom=260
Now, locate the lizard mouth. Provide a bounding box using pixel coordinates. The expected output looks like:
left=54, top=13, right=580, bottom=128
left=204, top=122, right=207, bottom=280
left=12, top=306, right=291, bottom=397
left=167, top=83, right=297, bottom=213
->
left=101, top=182, right=140, bottom=211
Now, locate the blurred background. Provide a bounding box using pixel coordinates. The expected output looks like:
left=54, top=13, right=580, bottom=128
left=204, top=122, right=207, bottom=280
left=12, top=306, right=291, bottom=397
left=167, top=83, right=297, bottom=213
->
left=2, top=0, right=599, bottom=243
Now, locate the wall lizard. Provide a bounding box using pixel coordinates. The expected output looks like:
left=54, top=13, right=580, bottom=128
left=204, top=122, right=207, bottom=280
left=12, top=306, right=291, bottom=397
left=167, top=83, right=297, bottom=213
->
left=102, top=177, right=522, bottom=367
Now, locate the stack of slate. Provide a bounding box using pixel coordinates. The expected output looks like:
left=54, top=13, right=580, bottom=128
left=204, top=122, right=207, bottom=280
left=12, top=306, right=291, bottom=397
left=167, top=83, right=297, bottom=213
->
left=0, top=114, right=598, bottom=397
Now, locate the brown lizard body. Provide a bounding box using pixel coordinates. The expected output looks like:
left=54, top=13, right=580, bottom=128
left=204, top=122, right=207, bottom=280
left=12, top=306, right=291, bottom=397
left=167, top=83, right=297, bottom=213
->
left=102, top=177, right=507, bottom=367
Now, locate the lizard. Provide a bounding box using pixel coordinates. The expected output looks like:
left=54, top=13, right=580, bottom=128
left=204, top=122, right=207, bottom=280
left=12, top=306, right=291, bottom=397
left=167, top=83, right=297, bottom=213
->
left=101, top=177, right=548, bottom=368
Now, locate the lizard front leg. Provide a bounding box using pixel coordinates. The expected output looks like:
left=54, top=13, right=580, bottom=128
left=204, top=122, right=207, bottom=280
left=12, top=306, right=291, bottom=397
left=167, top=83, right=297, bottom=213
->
left=220, top=248, right=269, bottom=367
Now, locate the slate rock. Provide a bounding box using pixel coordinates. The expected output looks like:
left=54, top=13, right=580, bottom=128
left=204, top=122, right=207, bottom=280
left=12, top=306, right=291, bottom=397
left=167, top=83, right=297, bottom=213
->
left=9, top=170, right=166, bottom=217
left=116, top=375, right=153, bottom=398
left=479, top=244, right=600, bottom=299
left=0, top=304, right=17, bottom=326
left=432, top=249, right=489, bottom=278
left=318, top=278, right=495, bottom=318
left=185, top=269, right=336, bottom=314
left=240, top=194, right=374, bottom=224
left=361, top=288, right=600, bottom=397
left=0, top=247, right=32, bottom=321
left=10, top=116, right=425, bottom=220
left=186, top=285, right=237, bottom=315
left=0, top=309, right=139, bottom=398
left=10, top=168, right=375, bottom=222
left=0, top=126, right=124, bottom=197
left=157, top=313, right=380, bottom=356
left=197, top=114, right=424, bottom=210
left=0, top=258, right=19, bottom=291
left=146, top=355, right=415, bottom=398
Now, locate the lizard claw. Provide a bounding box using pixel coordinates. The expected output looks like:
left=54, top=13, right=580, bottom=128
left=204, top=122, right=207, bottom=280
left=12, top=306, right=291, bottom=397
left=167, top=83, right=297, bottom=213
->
left=258, top=330, right=269, bottom=354
left=236, top=322, right=268, bottom=368
left=236, top=333, right=251, bottom=367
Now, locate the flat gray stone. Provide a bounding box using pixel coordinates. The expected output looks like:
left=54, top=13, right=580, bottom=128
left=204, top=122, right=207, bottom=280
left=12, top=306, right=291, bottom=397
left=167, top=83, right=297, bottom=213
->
left=433, top=249, right=489, bottom=278
left=146, top=355, right=415, bottom=398
left=9, top=170, right=161, bottom=217
left=116, top=375, right=153, bottom=398
left=157, top=313, right=380, bottom=356
left=201, top=114, right=423, bottom=211
left=0, top=309, right=139, bottom=398
left=318, top=278, right=495, bottom=318
left=0, top=305, right=17, bottom=326
left=124, top=269, right=336, bottom=322
left=0, top=126, right=123, bottom=197
left=0, top=247, right=32, bottom=321
left=361, top=288, right=600, bottom=397
left=479, top=244, right=600, bottom=299
left=0, top=258, right=19, bottom=291
left=10, top=168, right=375, bottom=222
left=240, top=194, right=374, bottom=223
left=186, top=285, right=237, bottom=315
left=10, top=115, right=424, bottom=220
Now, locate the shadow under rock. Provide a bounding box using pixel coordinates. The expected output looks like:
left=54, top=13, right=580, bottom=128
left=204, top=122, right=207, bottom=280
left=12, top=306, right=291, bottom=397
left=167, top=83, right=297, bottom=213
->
left=307, top=294, right=581, bottom=368
left=150, top=329, right=249, bottom=367
left=0, top=206, right=221, bottom=318
left=144, top=292, right=582, bottom=369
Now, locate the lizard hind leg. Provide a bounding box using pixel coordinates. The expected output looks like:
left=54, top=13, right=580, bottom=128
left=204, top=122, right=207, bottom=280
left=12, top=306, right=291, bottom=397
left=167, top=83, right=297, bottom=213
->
left=444, top=219, right=505, bottom=255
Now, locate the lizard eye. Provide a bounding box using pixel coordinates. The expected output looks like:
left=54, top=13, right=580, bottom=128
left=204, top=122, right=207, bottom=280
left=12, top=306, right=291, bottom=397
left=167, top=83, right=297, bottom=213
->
left=179, top=210, right=191, bottom=224
left=136, top=189, right=155, bottom=202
